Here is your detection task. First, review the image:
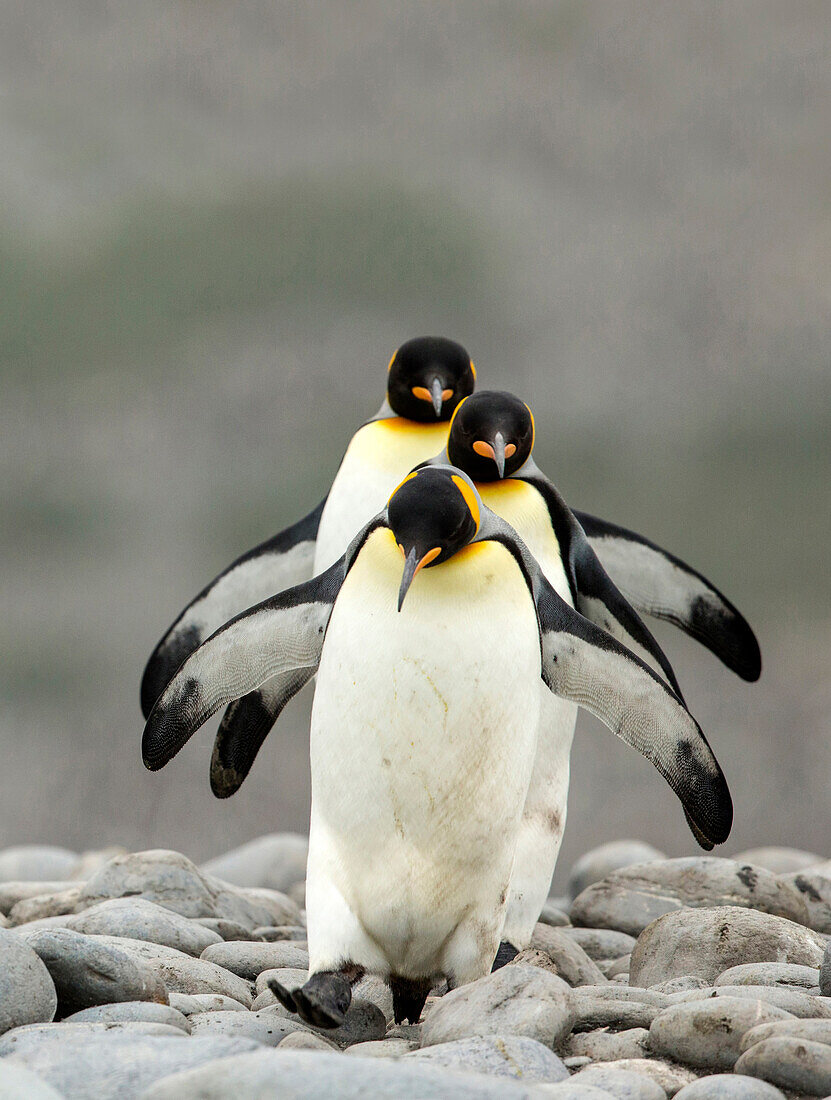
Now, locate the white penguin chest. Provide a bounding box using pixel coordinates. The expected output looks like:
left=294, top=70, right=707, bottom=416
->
left=314, top=419, right=449, bottom=573
left=309, top=529, right=542, bottom=856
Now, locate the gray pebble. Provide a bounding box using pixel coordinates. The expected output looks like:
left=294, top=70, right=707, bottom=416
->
left=734, top=1035, right=831, bottom=1095
left=571, top=996, right=660, bottom=1032
left=534, top=1085, right=615, bottom=1099
left=739, top=1016, right=831, bottom=1052
left=253, top=925, right=307, bottom=941
left=0, top=881, right=77, bottom=918
left=579, top=1058, right=697, bottom=1096
left=404, top=1035, right=569, bottom=1082
left=263, top=997, right=386, bottom=1049
left=572, top=858, right=809, bottom=938
left=67, top=897, right=223, bottom=956
left=629, top=906, right=825, bottom=986
left=668, top=984, right=831, bottom=1018
left=604, top=955, right=632, bottom=978
left=255, top=966, right=308, bottom=996
left=779, top=866, right=831, bottom=933
left=277, top=1030, right=339, bottom=1051
left=674, top=1075, right=785, bottom=1099
left=189, top=1008, right=309, bottom=1046
left=0, top=1030, right=261, bottom=1100
left=142, top=1049, right=542, bottom=1098
left=529, top=924, right=608, bottom=985
left=63, top=1000, right=191, bottom=1031
left=732, top=847, right=822, bottom=874
left=167, top=992, right=248, bottom=1015
left=200, top=939, right=309, bottom=979
left=0, top=928, right=57, bottom=1036
left=353, top=973, right=395, bottom=1023
left=345, top=1037, right=418, bottom=1056
left=201, top=833, right=308, bottom=893
left=820, top=933, right=831, bottom=995
left=568, top=841, right=666, bottom=901
left=0, top=846, right=79, bottom=883
left=20, top=928, right=167, bottom=1015
left=561, top=928, right=638, bottom=962
left=574, top=1064, right=668, bottom=1099
left=9, top=887, right=82, bottom=925
left=538, top=900, right=571, bottom=927
left=0, top=1021, right=187, bottom=1054
left=563, top=1027, right=650, bottom=1062
left=649, top=977, right=710, bottom=994
left=648, top=995, right=794, bottom=1070
left=421, top=965, right=575, bottom=1049
left=194, top=918, right=260, bottom=941
left=714, top=961, right=820, bottom=990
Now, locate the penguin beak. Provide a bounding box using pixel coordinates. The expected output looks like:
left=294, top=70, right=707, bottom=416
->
left=473, top=433, right=516, bottom=478
left=430, top=377, right=445, bottom=417
left=397, top=545, right=441, bottom=611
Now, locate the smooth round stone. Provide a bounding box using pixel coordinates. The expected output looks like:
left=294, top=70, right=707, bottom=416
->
left=0, top=928, right=57, bottom=1036
left=0, top=1021, right=187, bottom=1054
left=255, top=966, right=308, bottom=996
left=571, top=995, right=661, bottom=1031
left=77, top=849, right=300, bottom=930
left=69, top=935, right=254, bottom=1006
left=715, top=962, right=820, bottom=990
left=278, top=1030, right=339, bottom=1051
left=670, top=984, right=831, bottom=1019
left=189, top=1009, right=309, bottom=1046
left=0, top=882, right=77, bottom=917
left=0, top=846, right=79, bottom=883
left=604, top=955, right=631, bottom=979
left=262, top=997, right=386, bottom=1049
left=740, top=1016, right=831, bottom=1052
left=732, top=846, right=823, bottom=874
left=571, top=984, right=670, bottom=1006
left=67, top=897, right=223, bottom=956
left=572, top=858, right=809, bottom=939
left=142, top=1049, right=541, bottom=1099
left=69, top=847, right=128, bottom=881
left=574, top=1064, right=667, bottom=1099
left=734, top=1036, right=831, bottom=1095
left=0, top=1060, right=65, bottom=1100
left=674, top=1075, right=785, bottom=1099
left=167, top=992, right=248, bottom=1015
left=563, top=1027, right=650, bottom=1062
left=353, top=974, right=395, bottom=1023
left=538, top=901, right=571, bottom=928
left=202, top=834, right=308, bottom=893
left=193, top=918, right=259, bottom=942
left=579, top=1058, right=697, bottom=1096
left=63, top=1001, right=191, bottom=1031
left=649, top=996, right=795, bottom=1070
left=562, top=928, right=637, bottom=962
left=421, top=965, right=574, bottom=1049
left=0, top=1031, right=261, bottom=1100
left=629, top=907, right=826, bottom=986
left=780, top=863, right=831, bottom=933
left=528, top=925, right=607, bottom=985
left=8, top=888, right=82, bottom=925
left=535, top=1085, right=615, bottom=1099
left=345, top=1038, right=418, bottom=1057
left=650, top=977, right=709, bottom=995
left=20, top=928, right=167, bottom=1015
left=200, top=940, right=309, bottom=980
left=404, top=1035, right=569, bottom=1082
left=568, top=842, right=666, bottom=901
left=253, top=925, right=307, bottom=941
left=510, top=948, right=564, bottom=978
left=822, top=939, right=831, bottom=996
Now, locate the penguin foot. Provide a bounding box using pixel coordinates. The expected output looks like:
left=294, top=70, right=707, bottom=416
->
left=273, top=970, right=355, bottom=1030
left=491, top=941, right=519, bottom=971
left=390, top=975, right=432, bottom=1025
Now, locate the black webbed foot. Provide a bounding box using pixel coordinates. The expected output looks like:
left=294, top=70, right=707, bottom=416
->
left=269, top=970, right=355, bottom=1029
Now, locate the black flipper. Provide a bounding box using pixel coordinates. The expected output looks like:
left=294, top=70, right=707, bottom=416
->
left=141, top=558, right=342, bottom=772
left=140, top=498, right=326, bottom=718
left=575, top=510, right=761, bottom=682
left=521, top=475, right=686, bottom=703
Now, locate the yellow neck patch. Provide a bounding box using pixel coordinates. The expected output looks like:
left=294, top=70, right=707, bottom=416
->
left=452, top=474, right=481, bottom=531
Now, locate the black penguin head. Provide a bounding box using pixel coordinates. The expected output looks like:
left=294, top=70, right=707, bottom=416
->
left=387, top=466, right=482, bottom=610
left=446, top=390, right=535, bottom=481
left=386, top=337, right=476, bottom=422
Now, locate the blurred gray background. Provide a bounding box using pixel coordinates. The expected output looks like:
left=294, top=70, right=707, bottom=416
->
left=2, top=2, right=829, bottom=886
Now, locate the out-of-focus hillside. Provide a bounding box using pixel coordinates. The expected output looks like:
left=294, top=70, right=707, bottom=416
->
left=2, top=2, right=829, bottom=880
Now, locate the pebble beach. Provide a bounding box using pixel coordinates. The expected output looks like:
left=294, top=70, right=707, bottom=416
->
left=1, top=835, right=830, bottom=1098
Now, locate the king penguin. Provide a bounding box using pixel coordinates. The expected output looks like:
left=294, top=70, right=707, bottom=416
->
left=140, top=336, right=476, bottom=719
left=142, top=465, right=732, bottom=1028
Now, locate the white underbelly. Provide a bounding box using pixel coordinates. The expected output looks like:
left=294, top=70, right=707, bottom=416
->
left=307, top=530, right=541, bottom=970
left=314, top=419, right=449, bottom=573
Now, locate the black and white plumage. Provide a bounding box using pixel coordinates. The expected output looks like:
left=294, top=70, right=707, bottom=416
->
left=142, top=465, right=732, bottom=1028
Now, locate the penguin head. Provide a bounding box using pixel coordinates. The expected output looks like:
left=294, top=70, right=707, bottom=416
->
left=387, top=466, right=482, bottom=610
left=386, top=337, right=476, bottom=422
left=447, top=390, right=535, bottom=481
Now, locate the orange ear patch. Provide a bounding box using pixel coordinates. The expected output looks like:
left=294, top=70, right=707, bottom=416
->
left=415, top=547, right=441, bottom=576
left=473, top=440, right=495, bottom=459
left=411, top=386, right=432, bottom=402
left=452, top=475, right=480, bottom=531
